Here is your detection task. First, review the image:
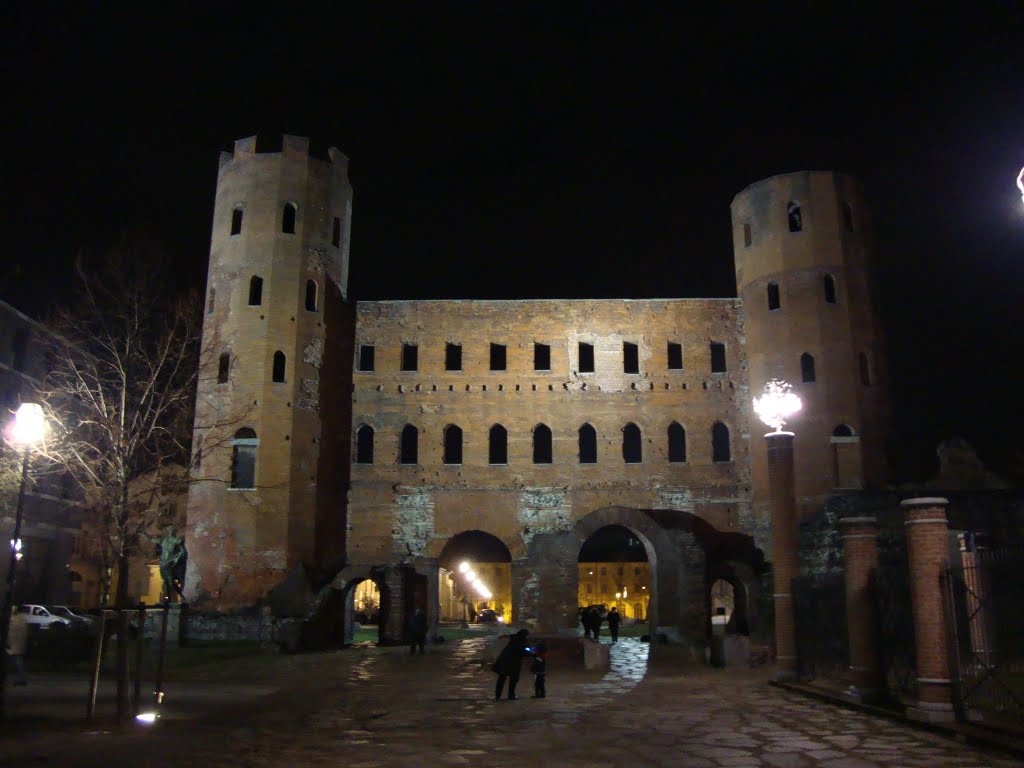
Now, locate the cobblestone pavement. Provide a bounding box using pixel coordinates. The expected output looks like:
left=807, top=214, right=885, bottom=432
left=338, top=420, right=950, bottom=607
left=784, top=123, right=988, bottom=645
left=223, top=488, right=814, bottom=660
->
left=4, top=637, right=1020, bottom=767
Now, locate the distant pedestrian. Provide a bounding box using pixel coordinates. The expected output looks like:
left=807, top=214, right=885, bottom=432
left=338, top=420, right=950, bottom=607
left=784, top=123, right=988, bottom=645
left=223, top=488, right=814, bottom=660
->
left=591, top=608, right=603, bottom=641
left=407, top=608, right=427, bottom=655
left=607, top=608, right=621, bottom=643
left=492, top=628, right=530, bottom=700
left=6, top=608, right=29, bottom=685
left=530, top=642, right=548, bottom=698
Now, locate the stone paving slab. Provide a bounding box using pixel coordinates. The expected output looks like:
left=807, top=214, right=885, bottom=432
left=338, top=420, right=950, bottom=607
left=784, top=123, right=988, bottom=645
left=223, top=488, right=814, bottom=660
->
left=1, top=637, right=1020, bottom=767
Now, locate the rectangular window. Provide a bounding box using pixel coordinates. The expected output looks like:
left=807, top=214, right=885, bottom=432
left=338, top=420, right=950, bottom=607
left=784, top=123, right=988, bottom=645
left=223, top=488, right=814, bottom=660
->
left=578, top=342, right=594, bottom=373
left=534, top=343, right=550, bottom=371
left=743, top=222, right=752, bottom=248
left=445, top=343, right=462, bottom=371
left=357, top=345, right=375, bottom=372
left=667, top=342, right=683, bottom=370
left=230, top=444, right=257, bottom=489
left=401, top=343, right=418, bottom=372
left=710, top=342, right=727, bottom=373
left=490, top=343, right=506, bottom=371
left=623, top=342, right=639, bottom=374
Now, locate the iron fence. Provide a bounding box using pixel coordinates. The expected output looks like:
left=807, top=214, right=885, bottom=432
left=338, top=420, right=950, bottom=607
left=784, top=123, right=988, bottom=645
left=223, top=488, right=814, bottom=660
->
left=874, top=539, right=917, bottom=704
left=793, top=572, right=848, bottom=688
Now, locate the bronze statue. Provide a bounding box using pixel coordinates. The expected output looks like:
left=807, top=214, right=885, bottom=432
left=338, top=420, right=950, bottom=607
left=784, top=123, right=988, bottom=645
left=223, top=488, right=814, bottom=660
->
left=158, top=529, right=187, bottom=602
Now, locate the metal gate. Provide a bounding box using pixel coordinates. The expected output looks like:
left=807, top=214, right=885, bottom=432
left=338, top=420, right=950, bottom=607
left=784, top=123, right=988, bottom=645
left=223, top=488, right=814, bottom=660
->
left=793, top=572, right=848, bottom=687
left=943, top=546, right=1024, bottom=728
left=874, top=537, right=917, bottom=703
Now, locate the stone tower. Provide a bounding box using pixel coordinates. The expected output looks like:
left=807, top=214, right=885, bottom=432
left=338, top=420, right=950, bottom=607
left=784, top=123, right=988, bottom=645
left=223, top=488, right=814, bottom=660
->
left=732, top=171, right=889, bottom=521
left=185, top=135, right=354, bottom=609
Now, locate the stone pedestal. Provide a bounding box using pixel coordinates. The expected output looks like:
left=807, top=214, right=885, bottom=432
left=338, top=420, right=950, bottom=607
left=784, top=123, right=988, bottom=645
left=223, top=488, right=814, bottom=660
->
left=766, top=431, right=799, bottom=681
left=902, top=497, right=955, bottom=723
left=582, top=638, right=610, bottom=670
left=839, top=516, right=880, bottom=703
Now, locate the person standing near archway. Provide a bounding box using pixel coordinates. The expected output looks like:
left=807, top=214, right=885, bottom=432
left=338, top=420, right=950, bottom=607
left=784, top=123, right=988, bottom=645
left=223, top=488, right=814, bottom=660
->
left=607, top=607, right=621, bottom=643
left=492, top=629, right=530, bottom=700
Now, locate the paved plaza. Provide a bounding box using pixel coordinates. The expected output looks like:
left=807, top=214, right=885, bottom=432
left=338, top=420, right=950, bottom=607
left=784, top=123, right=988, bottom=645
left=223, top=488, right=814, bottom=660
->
left=2, top=637, right=1020, bottom=767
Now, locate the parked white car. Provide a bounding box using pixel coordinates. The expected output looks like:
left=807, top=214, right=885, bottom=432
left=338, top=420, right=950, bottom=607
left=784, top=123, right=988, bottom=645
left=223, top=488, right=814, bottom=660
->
left=47, top=605, right=96, bottom=629
left=17, top=604, right=72, bottom=629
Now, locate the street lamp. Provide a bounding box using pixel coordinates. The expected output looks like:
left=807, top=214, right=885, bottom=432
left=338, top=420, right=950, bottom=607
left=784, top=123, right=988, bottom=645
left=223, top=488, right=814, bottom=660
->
left=1, top=403, right=47, bottom=715
left=753, top=380, right=802, bottom=681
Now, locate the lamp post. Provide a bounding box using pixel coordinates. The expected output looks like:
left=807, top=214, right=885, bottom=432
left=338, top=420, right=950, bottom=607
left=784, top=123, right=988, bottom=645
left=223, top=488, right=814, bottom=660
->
left=753, top=379, right=802, bottom=681
left=1, top=403, right=46, bottom=716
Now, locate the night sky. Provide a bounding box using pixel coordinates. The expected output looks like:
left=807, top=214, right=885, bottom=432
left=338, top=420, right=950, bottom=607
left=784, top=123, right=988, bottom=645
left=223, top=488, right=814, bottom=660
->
left=3, top=5, right=1023, bottom=481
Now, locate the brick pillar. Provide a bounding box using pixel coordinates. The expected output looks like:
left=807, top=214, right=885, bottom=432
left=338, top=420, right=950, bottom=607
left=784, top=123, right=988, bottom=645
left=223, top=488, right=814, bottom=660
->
left=766, top=431, right=799, bottom=680
left=901, top=497, right=955, bottom=722
left=839, top=516, right=880, bottom=702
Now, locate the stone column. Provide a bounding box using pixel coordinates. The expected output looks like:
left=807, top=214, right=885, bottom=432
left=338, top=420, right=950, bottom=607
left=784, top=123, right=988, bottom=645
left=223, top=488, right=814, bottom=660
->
left=766, top=431, right=799, bottom=680
left=901, top=497, right=955, bottom=722
left=381, top=567, right=406, bottom=645
left=839, top=516, right=880, bottom=702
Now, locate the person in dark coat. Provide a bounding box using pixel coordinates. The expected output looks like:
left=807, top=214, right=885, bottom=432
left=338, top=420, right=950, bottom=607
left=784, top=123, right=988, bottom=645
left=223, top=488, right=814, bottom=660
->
left=591, top=608, right=603, bottom=641
left=407, top=608, right=428, bottom=655
left=606, top=607, right=621, bottom=643
left=492, top=628, right=530, bottom=700
left=530, top=642, right=548, bottom=698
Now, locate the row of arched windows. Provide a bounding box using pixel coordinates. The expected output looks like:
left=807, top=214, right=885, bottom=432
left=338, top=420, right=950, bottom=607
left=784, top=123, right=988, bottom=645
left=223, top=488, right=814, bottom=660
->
left=228, top=203, right=344, bottom=248
left=741, top=200, right=855, bottom=247
left=767, top=274, right=837, bottom=310
left=218, top=350, right=288, bottom=384
left=353, top=421, right=732, bottom=466
left=208, top=277, right=319, bottom=315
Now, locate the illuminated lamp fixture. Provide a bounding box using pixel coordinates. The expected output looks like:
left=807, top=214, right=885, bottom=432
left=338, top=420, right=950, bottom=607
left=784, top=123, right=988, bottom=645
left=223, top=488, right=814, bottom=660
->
left=753, top=379, right=802, bottom=434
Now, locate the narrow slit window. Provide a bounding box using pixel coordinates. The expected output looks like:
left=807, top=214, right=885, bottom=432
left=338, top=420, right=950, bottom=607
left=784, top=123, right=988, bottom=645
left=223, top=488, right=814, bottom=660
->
left=623, top=342, right=639, bottom=374
left=578, top=423, right=597, bottom=464
left=490, top=343, right=506, bottom=371
left=218, top=352, right=230, bottom=384
left=248, top=275, right=263, bottom=306
left=667, top=342, right=683, bottom=370
left=12, top=329, right=27, bottom=371
left=842, top=202, right=854, bottom=232
left=710, top=342, right=727, bottom=373
left=355, top=425, right=374, bottom=464
left=712, top=422, right=731, bottom=462
left=767, top=282, right=780, bottom=311
left=445, top=343, right=462, bottom=371
left=443, top=425, right=463, bottom=465
left=622, top=423, right=642, bottom=464
left=489, top=424, right=508, bottom=465
left=859, top=353, right=872, bottom=386
left=743, top=222, right=752, bottom=248
left=207, top=288, right=216, bottom=315
left=578, top=342, right=594, bottom=373
left=231, top=207, right=243, bottom=236
left=668, top=422, right=687, bottom=463
left=401, top=343, right=418, bottom=372
left=282, top=202, right=297, bottom=234
left=332, top=216, right=342, bottom=247
left=534, top=343, right=550, bottom=371
left=272, top=351, right=286, bottom=383
left=400, top=425, right=418, bottom=465
left=230, top=428, right=258, bottom=489
left=824, top=274, right=837, bottom=304
left=305, top=280, right=318, bottom=312
left=800, top=353, right=816, bottom=383
left=533, top=424, right=553, bottom=464
left=787, top=201, right=802, bottom=232
left=358, top=344, right=375, bottom=372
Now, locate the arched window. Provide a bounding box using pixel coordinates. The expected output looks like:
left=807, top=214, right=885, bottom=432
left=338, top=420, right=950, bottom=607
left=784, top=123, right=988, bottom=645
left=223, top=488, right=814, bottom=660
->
left=207, top=287, right=216, bottom=315
left=230, top=428, right=258, bottom=489
left=824, top=274, right=837, bottom=304
left=355, top=425, right=374, bottom=464
left=400, top=424, right=418, bottom=465
left=767, top=282, right=780, bottom=311
left=248, top=275, right=263, bottom=306
left=787, top=201, right=802, bottom=232
left=743, top=222, right=752, bottom=248
left=668, top=422, right=687, bottom=463
left=282, top=202, right=297, bottom=234
left=859, top=353, right=872, bottom=386
left=712, top=422, right=731, bottom=462
left=305, top=279, right=318, bottom=312
left=842, top=201, right=854, bottom=232
left=622, top=423, right=642, bottom=464
left=832, top=424, right=855, bottom=438
left=533, top=424, right=552, bottom=464
left=332, top=216, right=342, bottom=247
left=800, top=353, right=816, bottom=383
left=272, top=351, right=286, bottom=383
left=578, top=423, right=597, bottom=464
left=231, top=206, right=243, bottom=236
left=444, top=425, right=463, bottom=465
left=218, top=353, right=230, bottom=384
left=489, top=424, right=508, bottom=465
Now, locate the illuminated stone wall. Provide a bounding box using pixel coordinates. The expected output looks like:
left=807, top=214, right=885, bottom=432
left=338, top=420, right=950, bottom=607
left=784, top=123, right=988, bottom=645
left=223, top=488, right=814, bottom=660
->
left=578, top=562, right=651, bottom=620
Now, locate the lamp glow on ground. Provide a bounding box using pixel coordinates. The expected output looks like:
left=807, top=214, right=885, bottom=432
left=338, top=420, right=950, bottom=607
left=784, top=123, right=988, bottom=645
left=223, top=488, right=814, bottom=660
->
left=753, top=379, right=802, bottom=434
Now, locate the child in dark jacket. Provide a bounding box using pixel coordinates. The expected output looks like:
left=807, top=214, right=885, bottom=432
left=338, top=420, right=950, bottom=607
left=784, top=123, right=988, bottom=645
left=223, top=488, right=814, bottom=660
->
left=530, top=642, right=548, bottom=698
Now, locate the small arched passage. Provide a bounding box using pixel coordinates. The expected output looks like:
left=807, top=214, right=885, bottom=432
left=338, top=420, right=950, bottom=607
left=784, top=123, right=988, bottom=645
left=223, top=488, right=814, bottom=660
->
left=438, top=530, right=513, bottom=624
left=304, top=568, right=390, bottom=649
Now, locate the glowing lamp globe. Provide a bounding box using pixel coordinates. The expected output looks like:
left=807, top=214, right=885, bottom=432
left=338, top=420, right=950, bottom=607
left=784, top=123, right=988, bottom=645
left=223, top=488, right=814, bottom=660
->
left=12, top=403, right=46, bottom=446
left=458, top=561, right=470, bottom=574
left=753, top=379, right=802, bottom=434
